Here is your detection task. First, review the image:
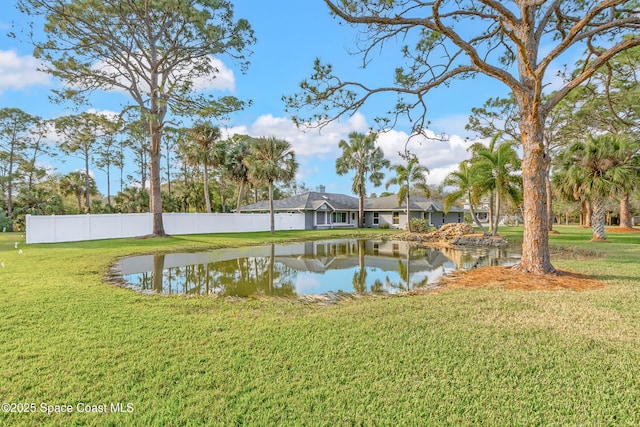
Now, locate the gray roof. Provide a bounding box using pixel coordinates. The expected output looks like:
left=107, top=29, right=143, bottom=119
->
left=239, top=191, right=464, bottom=213
left=365, top=195, right=465, bottom=213
left=238, top=191, right=358, bottom=212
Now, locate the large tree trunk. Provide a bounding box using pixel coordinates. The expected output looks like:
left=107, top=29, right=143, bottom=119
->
left=236, top=181, right=245, bottom=213
left=591, top=196, right=607, bottom=240
left=106, top=166, right=111, bottom=206
left=358, top=194, right=364, bottom=228
left=619, top=193, right=632, bottom=228
left=84, top=154, right=91, bottom=212
left=7, top=142, right=15, bottom=218
left=148, top=58, right=166, bottom=236
left=149, top=123, right=166, bottom=236
left=268, top=180, right=275, bottom=235
left=203, top=163, right=211, bottom=213
left=516, top=111, right=554, bottom=274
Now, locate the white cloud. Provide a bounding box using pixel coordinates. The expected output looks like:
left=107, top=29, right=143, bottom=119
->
left=0, top=50, right=51, bottom=92
left=222, top=112, right=370, bottom=158
left=377, top=129, right=477, bottom=185
left=429, top=114, right=475, bottom=139
left=86, top=108, right=120, bottom=118
left=191, top=57, right=235, bottom=91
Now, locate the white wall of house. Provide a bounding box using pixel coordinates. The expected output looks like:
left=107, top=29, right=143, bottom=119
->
left=26, top=212, right=306, bottom=244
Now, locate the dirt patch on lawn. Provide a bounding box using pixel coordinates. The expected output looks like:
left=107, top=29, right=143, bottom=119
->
left=434, top=266, right=606, bottom=292
left=607, top=227, right=640, bottom=233
left=549, top=246, right=603, bottom=260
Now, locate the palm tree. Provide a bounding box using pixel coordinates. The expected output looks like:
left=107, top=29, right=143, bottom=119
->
left=114, top=186, right=149, bottom=213
left=247, top=137, right=298, bottom=234
left=184, top=122, right=224, bottom=213
left=553, top=134, right=638, bottom=241
left=386, top=152, right=430, bottom=232
left=443, top=160, right=489, bottom=235
left=225, top=134, right=254, bottom=213
left=59, top=171, right=97, bottom=212
left=468, top=134, right=522, bottom=236
left=55, top=112, right=103, bottom=212
left=336, top=132, right=390, bottom=228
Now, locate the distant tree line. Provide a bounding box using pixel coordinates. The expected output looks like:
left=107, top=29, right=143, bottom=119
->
left=0, top=106, right=306, bottom=232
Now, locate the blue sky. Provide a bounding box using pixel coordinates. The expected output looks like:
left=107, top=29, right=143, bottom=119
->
left=0, top=0, right=528, bottom=198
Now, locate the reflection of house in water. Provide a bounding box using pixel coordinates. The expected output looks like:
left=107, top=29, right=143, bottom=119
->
left=274, top=239, right=453, bottom=274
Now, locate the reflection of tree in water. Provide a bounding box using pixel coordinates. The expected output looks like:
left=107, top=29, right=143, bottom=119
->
left=184, top=244, right=297, bottom=297
left=352, top=269, right=368, bottom=293
left=371, top=279, right=385, bottom=293
left=352, top=240, right=367, bottom=293
left=214, top=258, right=297, bottom=298
left=369, top=244, right=430, bottom=293
left=379, top=258, right=430, bottom=292
left=131, top=254, right=169, bottom=292
left=127, top=245, right=296, bottom=297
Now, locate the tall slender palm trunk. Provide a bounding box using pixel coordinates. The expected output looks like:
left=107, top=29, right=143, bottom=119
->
left=203, top=163, right=211, bottom=213
left=591, top=196, right=607, bottom=240
left=268, top=180, right=275, bottom=234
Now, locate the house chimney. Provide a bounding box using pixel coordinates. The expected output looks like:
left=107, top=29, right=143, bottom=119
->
left=316, top=185, right=326, bottom=193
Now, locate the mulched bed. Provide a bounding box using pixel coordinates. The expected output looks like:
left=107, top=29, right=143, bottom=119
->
left=436, top=266, right=606, bottom=291
left=607, top=227, right=640, bottom=233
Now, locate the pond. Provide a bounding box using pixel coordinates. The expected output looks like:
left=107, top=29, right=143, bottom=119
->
left=114, top=239, right=521, bottom=297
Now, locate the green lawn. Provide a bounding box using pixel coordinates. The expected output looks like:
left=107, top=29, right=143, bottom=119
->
left=1, top=226, right=639, bottom=426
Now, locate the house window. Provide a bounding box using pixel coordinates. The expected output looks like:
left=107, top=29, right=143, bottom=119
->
left=332, top=212, right=347, bottom=223
left=317, top=211, right=325, bottom=225
left=373, top=212, right=379, bottom=225
left=352, top=213, right=356, bottom=221
left=393, top=212, right=400, bottom=225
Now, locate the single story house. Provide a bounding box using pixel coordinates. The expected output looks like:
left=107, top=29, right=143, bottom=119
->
left=238, top=188, right=465, bottom=230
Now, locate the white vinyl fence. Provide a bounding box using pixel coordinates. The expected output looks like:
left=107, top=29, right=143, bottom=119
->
left=25, top=212, right=306, bottom=244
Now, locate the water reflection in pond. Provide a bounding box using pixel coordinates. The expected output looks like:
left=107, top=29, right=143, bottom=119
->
left=116, top=239, right=521, bottom=297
